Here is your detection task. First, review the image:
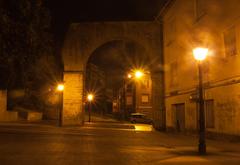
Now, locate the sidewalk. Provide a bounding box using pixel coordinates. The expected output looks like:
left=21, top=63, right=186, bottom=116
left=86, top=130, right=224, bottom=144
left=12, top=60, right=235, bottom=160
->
left=84, top=113, right=121, bottom=123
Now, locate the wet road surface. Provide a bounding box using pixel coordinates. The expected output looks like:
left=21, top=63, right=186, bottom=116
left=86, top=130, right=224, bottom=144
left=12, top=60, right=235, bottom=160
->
left=0, top=121, right=240, bottom=165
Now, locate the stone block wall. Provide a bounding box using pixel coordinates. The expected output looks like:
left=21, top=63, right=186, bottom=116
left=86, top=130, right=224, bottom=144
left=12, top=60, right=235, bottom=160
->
left=0, top=90, right=6, bottom=113
left=62, top=22, right=164, bottom=126
left=62, top=72, right=84, bottom=125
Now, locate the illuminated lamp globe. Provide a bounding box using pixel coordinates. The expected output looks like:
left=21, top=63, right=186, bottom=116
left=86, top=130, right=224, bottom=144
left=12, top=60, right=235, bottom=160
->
left=193, top=47, right=208, bottom=61
left=57, top=84, right=64, bottom=91
left=127, top=74, right=132, bottom=79
left=87, top=94, right=94, bottom=102
left=135, top=70, right=144, bottom=79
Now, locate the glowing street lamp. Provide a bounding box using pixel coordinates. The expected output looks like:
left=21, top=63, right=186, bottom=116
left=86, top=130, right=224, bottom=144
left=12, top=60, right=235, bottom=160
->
left=134, top=70, right=144, bottom=79
left=57, top=84, right=64, bottom=91
left=127, top=73, right=132, bottom=79
left=193, top=47, right=208, bottom=61
left=193, top=47, right=208, bottom=155
left=87, top=94, right=94, bottom=102
left=56, top=83, right=64, bottom=127
left=87, top=93, right=94, bottom=122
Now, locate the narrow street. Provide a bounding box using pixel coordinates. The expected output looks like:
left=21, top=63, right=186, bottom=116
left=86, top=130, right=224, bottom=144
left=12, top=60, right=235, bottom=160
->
left=0, top=116, right=240, bottom=165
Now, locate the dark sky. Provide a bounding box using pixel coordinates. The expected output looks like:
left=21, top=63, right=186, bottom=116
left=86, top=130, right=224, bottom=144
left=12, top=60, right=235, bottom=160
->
left=45, top=0, right=166, bottom=90
left=45, top=0, right=166, bottom=42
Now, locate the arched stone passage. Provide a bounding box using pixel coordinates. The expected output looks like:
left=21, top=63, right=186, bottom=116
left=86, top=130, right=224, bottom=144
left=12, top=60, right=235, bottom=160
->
left=87, top=39, right=151, bottom=72
left=86, top=39, right=151, bottom=118
left=61, top=22, right=165, bottom=128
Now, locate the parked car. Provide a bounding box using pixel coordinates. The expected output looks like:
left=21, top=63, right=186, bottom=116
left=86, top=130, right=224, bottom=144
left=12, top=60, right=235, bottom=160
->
left=130, top=113, right=153, bottom=124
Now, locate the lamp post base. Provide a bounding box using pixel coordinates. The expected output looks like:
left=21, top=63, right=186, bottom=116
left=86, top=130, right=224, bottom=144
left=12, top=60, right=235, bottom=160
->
left=198, top=143, right=206, bottom=155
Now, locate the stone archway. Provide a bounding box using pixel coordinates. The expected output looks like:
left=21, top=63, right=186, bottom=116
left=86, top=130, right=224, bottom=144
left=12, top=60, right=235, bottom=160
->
left=61, top=22, right=165, bottom=128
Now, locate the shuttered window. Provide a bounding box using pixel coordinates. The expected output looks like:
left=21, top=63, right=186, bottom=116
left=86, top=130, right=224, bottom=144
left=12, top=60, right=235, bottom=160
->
left=224, top=26, right=237, bottom=56
left=205, top=100, right=215, bottom=128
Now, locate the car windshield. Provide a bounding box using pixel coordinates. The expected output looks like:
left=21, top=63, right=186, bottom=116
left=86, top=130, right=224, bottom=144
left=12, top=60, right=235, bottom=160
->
left=132, top=115, right=144, bottom=118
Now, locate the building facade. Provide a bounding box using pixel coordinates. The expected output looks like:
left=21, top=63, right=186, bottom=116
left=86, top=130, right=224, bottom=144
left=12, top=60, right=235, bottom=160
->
left=162, top=0, right=240, bottom=136
left=135, top=73, right=153, bottom=117
left=116, top=72, right=153, bottom=119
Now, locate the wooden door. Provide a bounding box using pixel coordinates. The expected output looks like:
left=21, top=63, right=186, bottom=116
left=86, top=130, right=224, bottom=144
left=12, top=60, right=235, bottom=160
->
left=175, top=103, right=185, bottom=132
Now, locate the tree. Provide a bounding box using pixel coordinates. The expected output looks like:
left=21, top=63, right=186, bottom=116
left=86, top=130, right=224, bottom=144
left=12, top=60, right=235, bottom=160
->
left=0, top=0, right=60, bottom=110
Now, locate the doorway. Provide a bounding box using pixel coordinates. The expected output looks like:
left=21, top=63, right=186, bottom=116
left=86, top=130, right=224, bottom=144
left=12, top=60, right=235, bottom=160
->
left=172, top=103, right=185, bottom=132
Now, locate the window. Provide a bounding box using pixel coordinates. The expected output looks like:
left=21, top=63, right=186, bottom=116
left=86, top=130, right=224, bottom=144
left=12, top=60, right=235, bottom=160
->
left=126, top=84, right=133, bottom=92
left=141, top=78, right=149, bottom=89
left=205, top=100, right=215, bottom=128
left=126, top=96, right=133, bottom=105
left=224, top=26, right=237, bottom=56
left=195, top=0, right=206, bottom=20
left=141, top=94, right=149, bottom=103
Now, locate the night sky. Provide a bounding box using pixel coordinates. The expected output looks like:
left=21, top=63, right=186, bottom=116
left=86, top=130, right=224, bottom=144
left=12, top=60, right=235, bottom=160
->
left=46, top=0, right=166, bottom=42
left=45, top=0, right=166, bottom=90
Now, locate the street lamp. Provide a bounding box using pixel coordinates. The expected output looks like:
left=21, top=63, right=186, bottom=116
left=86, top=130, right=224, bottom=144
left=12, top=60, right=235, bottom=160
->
left=193, top=47, right=208, bottom=155
left=87, top=93, right=94, bottom=122
left=134, top=70, right=144, bottom=79
left=56, top=83, right=64, bottom=127
left=127, top=73, right=132, bottom=79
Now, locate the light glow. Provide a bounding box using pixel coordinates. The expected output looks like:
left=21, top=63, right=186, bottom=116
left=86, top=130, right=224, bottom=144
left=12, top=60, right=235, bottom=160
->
left=87, top=94, right=94, bottom=102
left=134, top=70, right=144, bottom=79
left=57, top=84, right=64, bottom=91
left=134, top=124, right=153, bottom=131
left=193, top=47, right=208, bottom=61
left=127, top=74, right=132, bottom=79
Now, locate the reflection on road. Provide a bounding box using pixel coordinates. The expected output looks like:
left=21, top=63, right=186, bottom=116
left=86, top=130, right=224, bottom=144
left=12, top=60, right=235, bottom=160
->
left=134, top=124, right=153, bottom=132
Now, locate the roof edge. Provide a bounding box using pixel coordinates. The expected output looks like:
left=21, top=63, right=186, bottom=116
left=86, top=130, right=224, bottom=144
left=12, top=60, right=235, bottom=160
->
left=155, top=0, right=176, bottom=21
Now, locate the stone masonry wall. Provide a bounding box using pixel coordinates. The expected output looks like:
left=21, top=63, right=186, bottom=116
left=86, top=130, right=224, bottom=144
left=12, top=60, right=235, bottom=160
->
left=62, top=22, right=164, bottom=126
left=62, top=72, right=84, bottom=125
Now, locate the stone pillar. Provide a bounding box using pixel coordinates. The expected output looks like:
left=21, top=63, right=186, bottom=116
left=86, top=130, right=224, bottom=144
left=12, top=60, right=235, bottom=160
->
left=62, top=71, right=84, bottom=125
left=0, top=90, right=18, bottom=121
left=0, top=90, right=7, bottom=114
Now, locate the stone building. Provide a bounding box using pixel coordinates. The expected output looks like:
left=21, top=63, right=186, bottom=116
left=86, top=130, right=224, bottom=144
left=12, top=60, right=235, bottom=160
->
left=61, top=22, right=165, bottom=127
left=117, top=72, right=152, bottom=119
left=160, top=0, right=240, bottom=136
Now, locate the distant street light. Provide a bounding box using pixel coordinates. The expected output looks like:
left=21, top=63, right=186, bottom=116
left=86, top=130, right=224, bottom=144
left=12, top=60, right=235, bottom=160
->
left=56, top=83, right=64, bottom=127
left=127, top=73, right=132, bottom=79
left=87, top=93, right=94, bottom=122
left=193, top=47, right=208, bottom=155
left=134, top=70, right=144, bottom=79
left=57, top=84, right=64, bottom=91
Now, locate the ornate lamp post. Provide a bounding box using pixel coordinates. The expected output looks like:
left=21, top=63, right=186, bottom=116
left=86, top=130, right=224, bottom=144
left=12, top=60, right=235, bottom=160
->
left=193, top=47, right=208, bottom=155
left=87, top=93, right=94, bottom=122
left=56, top=83, right=64, bottom=127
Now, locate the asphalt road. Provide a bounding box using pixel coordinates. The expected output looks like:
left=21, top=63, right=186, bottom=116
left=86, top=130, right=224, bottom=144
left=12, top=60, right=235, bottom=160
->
left=0, top=121, right=240, bottom=165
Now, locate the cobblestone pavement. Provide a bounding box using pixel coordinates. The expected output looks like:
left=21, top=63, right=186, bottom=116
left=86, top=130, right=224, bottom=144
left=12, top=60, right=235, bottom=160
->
left=0, top=121, right=240, bottom=165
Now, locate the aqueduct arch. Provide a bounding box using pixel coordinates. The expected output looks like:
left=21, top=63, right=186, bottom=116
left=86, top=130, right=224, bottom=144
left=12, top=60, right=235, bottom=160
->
left=61, top=22, right=165, bottom=128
